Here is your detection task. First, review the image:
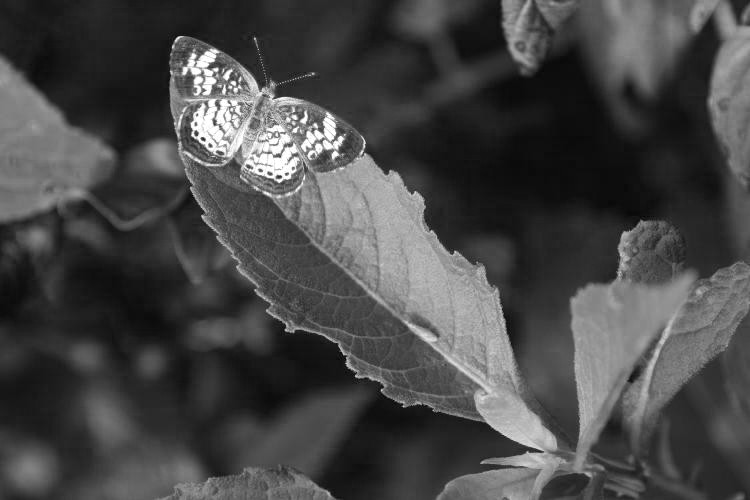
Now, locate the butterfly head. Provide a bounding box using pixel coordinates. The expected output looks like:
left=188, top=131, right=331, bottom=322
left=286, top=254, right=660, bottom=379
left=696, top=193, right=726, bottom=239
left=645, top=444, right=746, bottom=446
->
left=261, top=80, right=277, bottom=97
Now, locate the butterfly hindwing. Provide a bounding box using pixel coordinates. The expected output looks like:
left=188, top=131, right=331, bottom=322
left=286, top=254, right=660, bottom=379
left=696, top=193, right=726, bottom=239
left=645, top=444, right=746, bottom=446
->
left=240, top=114, right=306, bottom=197
left=170, top=36, right=259, bottom=103
left=274, top=97, right=365, bottom=173
left=177, top=99, right=251, bottom=167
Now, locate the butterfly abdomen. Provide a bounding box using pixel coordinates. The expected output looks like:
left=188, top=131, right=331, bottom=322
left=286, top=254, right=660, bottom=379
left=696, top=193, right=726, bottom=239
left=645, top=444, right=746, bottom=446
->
left=247, top=93, right=273, bottom=132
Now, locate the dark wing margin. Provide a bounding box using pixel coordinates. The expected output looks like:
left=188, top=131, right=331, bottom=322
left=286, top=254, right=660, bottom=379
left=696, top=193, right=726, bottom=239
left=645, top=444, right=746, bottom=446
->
left=274, top=97, right=365, bottom=173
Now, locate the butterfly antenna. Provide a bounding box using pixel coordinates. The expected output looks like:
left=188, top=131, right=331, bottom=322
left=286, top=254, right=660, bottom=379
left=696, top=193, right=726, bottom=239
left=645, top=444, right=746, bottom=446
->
left=276, top=72, right=319, bottom=87
left=252, top=36, right=270, bottom=87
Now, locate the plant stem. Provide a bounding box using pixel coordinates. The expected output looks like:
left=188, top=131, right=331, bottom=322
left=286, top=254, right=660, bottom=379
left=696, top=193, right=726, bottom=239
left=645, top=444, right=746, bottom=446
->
left=648, top=471, right=709, bottom=500
left=591, top=452, right=709, bottom=499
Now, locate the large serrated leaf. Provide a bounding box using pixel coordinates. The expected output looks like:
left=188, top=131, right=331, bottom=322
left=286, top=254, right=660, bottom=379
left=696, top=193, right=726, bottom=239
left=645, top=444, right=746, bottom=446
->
left=157, top=466, right=336, bottom=500
left=436, top=468, right=540, bottom=500
left=183, top=150, right=558, bottom=453
left=0, top=53, right=115, bottom=222
left=571, top=275, right=695, bottom=468
left=708, top=26, right=750, bottom=189
left=623, top=262, right=750, bottom=457
left=501, top=0, right=580, bottom=75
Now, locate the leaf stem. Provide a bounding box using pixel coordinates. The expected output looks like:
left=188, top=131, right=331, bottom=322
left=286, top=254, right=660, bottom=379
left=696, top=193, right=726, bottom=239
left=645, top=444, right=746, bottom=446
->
left=591, top=452, right=709, bottom=499
left=61, top=187, right=189, bottom=231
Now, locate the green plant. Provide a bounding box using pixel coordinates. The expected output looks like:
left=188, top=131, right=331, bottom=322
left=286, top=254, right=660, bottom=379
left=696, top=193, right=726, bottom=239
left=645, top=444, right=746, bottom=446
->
left=2, top=1, right=750, bottom=499
left=159, top=136, right=750, bottom=500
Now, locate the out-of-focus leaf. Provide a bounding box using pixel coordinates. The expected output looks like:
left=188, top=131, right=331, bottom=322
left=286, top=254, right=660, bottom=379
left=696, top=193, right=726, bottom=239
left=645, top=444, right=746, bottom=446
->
left=688, top=0, right=721, bottom=31
left=214, top=387, right=372, bottom=479
left=501, top=0, right=580, bottom=75
left=436, top=468, right=540, bottom=500
left=186, top=300, right=275, bottom=354
left=66, top=442, right=205, bottom=500
left=0, top=431, right=60, bottom=498
left=0, top=53, right=115, bottom=223
left=624, top=263, right=750, bottom=457
left=391, top=0, right=486, bottom=41
left=708, top=27, right=750, bottom=189
left=571, top=274, right=695, bottom=468
left=725, top=316, right=750, bottom=419
left=158, top=466, right=336, bottom=500
left=617, top=221, right=686, bottom=285
left=183, top=149, right=556, bottom=448
left=91, top=139, right=188, bottom=229
left=578, top=0, right=711, bottom=131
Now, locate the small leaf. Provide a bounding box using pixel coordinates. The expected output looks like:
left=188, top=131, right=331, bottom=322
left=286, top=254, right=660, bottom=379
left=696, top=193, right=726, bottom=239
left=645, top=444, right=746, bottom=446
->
left=501, top=0, right=580, bottom=75
left=183, top=151, right=557, bottom=447
left=623, top=262, right=750, bottom=457
left=481, top=451, right=566, bottom=470
left=572, top=274, right=695, bottom=468
left=475, top=389, right=562, bottom=451
left=436, top=468, right=540, bottom=500
left=158, top=466, right=336, bottom=500
left=708, top=26, right=750, bottom=189
left=617, top=221, right=686, bottom=285
left=0, top=53, right=115, bottom=223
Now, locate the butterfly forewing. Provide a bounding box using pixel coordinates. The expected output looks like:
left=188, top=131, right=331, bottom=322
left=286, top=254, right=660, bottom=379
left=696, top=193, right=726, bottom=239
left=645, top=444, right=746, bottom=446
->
left=170, top=36, right=259, bottom=104
left=240, top=115, right=305, bottom=197
left=274, top=97, right=365, bottom=173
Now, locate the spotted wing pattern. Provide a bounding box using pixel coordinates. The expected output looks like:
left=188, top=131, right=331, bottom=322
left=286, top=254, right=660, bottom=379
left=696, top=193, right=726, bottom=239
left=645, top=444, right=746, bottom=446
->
left=170, top=36, right=258, bottom=102
left=240, top=115, right=305, bottom=197
left=274, top=97, right=365, bottom=173
left=177, top=99, right=250, bottom=167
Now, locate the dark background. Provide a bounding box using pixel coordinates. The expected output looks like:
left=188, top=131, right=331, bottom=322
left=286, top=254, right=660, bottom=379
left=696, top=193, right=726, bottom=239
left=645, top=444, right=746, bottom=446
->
left=0, top=0, right=748, bottom=499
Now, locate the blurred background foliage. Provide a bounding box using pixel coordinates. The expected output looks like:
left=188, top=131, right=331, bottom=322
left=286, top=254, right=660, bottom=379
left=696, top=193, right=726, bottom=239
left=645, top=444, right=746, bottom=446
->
left=0, top=0, right=749, bottom=499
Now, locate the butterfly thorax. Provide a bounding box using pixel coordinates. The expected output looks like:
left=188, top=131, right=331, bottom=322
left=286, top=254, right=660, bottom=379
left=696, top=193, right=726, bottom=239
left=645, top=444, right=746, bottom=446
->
left=247, top=82, right=276, bottom=132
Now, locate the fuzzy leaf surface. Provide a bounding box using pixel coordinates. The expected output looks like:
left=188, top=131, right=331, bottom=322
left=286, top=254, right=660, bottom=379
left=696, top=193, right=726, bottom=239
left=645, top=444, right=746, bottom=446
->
left=436, top=468, right=540, bottom=500
left=0, top=53, right=114, bottom=222
left=501, top=0, right=580, bottom=75
left=157, top=466, right=336, bottom=500
left=183, top=149, right=553, bottom=445
left=572, top=275, right=694, bottom=468
left=708, top=27, right=750, bottom=189
left=623, top=262, right=750, bottom=457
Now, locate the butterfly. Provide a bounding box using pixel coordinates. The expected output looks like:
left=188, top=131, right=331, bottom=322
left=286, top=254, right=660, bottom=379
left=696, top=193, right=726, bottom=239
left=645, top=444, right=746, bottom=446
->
left=169, top=36, right=366, bottom=197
